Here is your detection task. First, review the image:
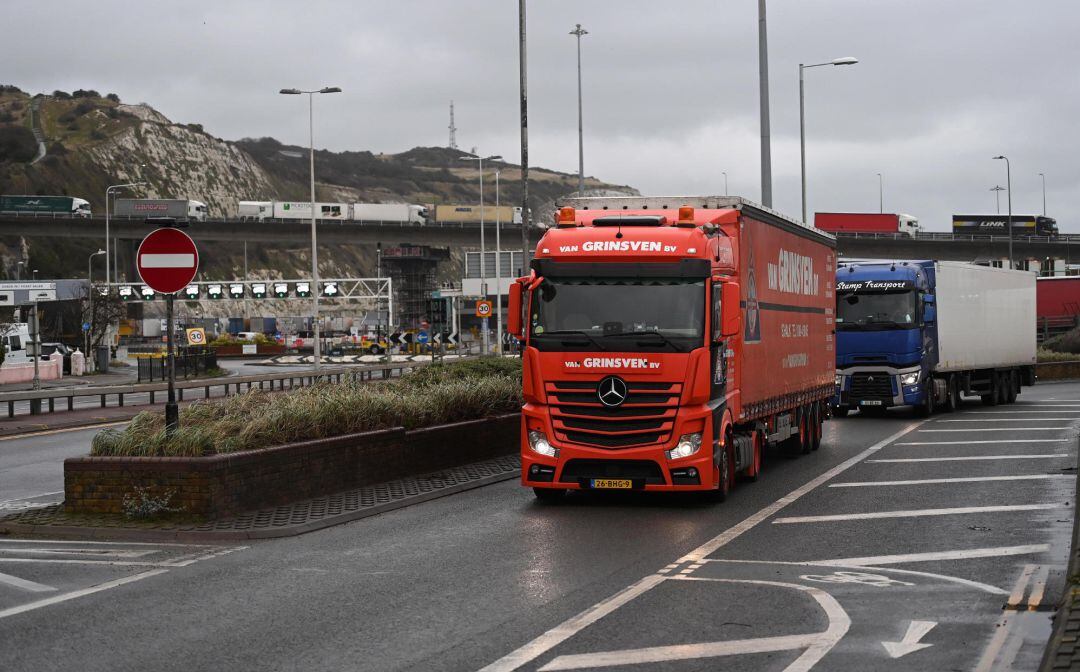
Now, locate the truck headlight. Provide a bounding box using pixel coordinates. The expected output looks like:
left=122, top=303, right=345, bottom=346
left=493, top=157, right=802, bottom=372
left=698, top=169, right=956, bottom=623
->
left=835, top=374, right=843, bottom=388
left=901, top=372, right=920, bottom=386
left=666, top=433, right=702, bottom=460
left=528, top=430, right=558, bottom=458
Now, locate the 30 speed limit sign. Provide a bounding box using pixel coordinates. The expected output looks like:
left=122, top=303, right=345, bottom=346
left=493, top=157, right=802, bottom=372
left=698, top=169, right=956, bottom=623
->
left=186, top=328, right=207, bottom=346
left=475, top=300, right=493, bottom=318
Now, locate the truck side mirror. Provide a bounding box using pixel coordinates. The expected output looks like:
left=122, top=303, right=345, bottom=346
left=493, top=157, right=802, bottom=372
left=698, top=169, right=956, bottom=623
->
left=721, top=282, right=741, bottom=337
left=922, top=293, right=936, bottom=324
left=508, top=282, right=524, bottom=338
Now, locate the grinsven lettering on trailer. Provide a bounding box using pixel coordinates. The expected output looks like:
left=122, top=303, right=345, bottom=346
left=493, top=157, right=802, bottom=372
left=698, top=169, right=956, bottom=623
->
left=556, top=241, right=679, bottom=253
left=565, top=357, right=661, bottom=369
left=766, top=249, right=820, bottom=296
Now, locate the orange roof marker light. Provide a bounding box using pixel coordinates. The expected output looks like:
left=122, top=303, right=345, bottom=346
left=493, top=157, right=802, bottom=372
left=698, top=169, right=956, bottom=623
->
left=557, top=207, right=576, bottom=227
left=676, top=206, right=695, bottom=226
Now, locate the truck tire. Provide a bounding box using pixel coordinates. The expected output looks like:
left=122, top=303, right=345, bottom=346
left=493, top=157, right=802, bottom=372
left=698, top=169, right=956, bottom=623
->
left=811, top=403, right=822, bottom=452
left=1006, top=370, right=1018, bottom=404
left=981, top=373, right=999, bottom=406
left=800, top=407, right=813, bottom=455
left=916, top=387, right=934, bottom=417
left=533, top=488, right=567, bottom=503
left=744, top=431, right=763, bottom=482
left=708, top=439, right=735, bottom=502
left=952, top=378, right=964, bottom=410
left=941, top=376, right=957, bottom=413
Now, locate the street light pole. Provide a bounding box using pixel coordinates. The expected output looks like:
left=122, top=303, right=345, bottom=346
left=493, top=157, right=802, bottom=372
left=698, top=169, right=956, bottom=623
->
left=495, top=168, right=503, bottom=355
left=991, top=185, right=1005, bottom=214
left=722, top=171, right=728, bottom=197
left=993, top=155, right=1013, bottom=270
left=758, top=0, right=772, bottom=207
left=461, top=153, right=502, bottom=354
left=87, top=249, right=105, bottom=371
left=105, top=182, right=147, bottom=285
left=877, top=173, right=883, bottom=213
left=799, top=57, right=858, bottom=223
left=570, top=23, right=588, bottom=196
left=518, top=0, right=531, bottom=268
left=280, top=86, right=341, bottom=375
left=1039, top=172, right=1046, bottom=216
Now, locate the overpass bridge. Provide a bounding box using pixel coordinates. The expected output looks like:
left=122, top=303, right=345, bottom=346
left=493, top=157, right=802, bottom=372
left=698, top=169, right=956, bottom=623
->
left=2, top=214, right=1078, bottom=267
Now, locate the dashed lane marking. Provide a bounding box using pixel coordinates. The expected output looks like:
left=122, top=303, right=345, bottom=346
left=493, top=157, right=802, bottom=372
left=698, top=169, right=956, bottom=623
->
left=477, top=420, right=928, bottom=672
left=772, top=504, right=1063, bottom=525
left=893, top=439, right=1070, bottom=446
left=829, top=475, right=1074, bottom=488
left=869, top=454, right=1071, bottom=463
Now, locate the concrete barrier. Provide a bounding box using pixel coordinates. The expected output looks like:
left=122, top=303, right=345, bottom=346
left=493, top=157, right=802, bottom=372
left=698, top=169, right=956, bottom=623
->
left=0, top=353, right=62, bottom=384
left=63, top=413, right=519, bottom=518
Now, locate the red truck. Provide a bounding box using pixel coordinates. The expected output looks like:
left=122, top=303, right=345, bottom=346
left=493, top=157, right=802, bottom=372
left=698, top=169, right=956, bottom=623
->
left=507, top=197, right=837, bottom=501
left=815, top=212, right=920, bottom=237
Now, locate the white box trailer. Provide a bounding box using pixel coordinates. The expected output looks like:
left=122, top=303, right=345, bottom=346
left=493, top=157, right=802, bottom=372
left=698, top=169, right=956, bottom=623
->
left=351, top=203, right=427, bottom=223
left=272, top=201, right=349, bottom=220
left=238, top=201, right=273, bottom=220
left=935, top=261, right=1036, bottom=371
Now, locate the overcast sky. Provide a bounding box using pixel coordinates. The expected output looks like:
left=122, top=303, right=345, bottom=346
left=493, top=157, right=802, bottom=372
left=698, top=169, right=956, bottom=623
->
left=8, top=0, right=1078, bottom=231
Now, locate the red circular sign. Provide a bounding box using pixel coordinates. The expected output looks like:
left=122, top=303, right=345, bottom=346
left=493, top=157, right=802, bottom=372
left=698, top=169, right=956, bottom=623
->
left=136, top=228, right=200, bottom=294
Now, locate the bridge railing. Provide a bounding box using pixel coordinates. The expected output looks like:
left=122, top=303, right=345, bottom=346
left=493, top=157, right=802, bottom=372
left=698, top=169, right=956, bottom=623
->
left=835, top=231, right=1079, bottom=243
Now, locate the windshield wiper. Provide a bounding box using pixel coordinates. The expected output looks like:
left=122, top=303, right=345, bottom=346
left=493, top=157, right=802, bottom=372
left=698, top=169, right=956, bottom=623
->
left=538, top=329, right=606, bottom=349
left=602, top=330, right=680, bottom=349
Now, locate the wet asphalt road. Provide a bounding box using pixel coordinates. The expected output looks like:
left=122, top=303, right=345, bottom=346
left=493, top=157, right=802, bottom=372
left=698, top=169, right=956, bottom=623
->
left=0, top=381, right=1077, bottom=671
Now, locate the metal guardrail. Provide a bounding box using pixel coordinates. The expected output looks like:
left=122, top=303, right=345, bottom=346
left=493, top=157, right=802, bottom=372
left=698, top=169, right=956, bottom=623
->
left=0, top=360, right=433, bottom=418
left=835, top=231, right=1080, bottom=243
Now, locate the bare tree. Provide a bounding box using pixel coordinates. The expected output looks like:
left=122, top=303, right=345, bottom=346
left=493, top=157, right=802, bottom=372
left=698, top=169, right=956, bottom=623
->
left=78, top=284, right=126, bottom=354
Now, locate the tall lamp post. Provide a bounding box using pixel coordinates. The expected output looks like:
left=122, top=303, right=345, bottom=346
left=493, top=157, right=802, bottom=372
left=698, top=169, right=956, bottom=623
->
left=570, top=23, right=588, bottom=196
left=105, top=181, right=147, bottom=284
left=992, top=155, right=1013, bottom=269
left=876, top=173, right=883, bottom=213
left=991, top=185, right=1005, bottom=214
left=87, top=249, right=105, bottom=370
left=722, top=171, right=729, bottom=197
left=280, top=86, right=342, bottom=374
left=758, top=0, right=772, bottom=206
left=1039, top=172, right=1046, bottom=216
left=495, top=168, right=503, bottom=354
left=518, top=0, right=531, bottom=267
left=799, top=56, right=859, bottom=222
left=460, top=152, right=502, bottom=354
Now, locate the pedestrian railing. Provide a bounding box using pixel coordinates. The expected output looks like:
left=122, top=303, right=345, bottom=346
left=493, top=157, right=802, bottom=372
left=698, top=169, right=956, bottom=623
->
left=136, top=347, right=219, bottom=382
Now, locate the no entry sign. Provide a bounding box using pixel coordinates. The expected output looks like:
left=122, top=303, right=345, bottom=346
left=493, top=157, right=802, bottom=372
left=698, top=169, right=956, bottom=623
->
left=136, top=228, right=199, bottom=294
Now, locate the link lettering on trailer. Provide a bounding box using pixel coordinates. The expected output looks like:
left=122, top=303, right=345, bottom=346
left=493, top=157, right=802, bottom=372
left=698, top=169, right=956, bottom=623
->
left=565, top=358, right=661, bottom=369
left=766, top=249, right=820, bottom=296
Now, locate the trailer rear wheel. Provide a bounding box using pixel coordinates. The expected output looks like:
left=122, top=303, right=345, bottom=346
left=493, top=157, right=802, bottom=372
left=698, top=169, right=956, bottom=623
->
left=744, top=431, right=763, bottom=482
left=981, top=373, right=999, bottom=406
left=941, top=376, right=957, bottom=413
left=799, top=407, right=813, bottom=455
left=1006, top=370, right=1018, bottom=404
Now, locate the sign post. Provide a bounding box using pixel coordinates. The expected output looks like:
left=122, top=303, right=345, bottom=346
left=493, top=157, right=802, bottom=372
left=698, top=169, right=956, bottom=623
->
left=137, top=222, right=199, bottom=436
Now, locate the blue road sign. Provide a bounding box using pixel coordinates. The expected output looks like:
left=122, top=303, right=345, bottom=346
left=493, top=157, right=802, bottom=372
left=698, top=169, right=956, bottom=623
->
left=82, top=322, right=91, bottom=332
left=417, top=331, right=430, bottom=344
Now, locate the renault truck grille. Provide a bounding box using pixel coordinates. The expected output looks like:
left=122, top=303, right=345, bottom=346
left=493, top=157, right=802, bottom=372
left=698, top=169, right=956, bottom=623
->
left=850, top=373, right=894, bottom=399
left=546, top=380, right=681, bottom=449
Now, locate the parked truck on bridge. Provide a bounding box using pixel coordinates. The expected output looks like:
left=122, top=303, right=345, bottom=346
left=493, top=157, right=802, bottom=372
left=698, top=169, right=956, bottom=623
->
left=351, top=203, right=427, bottom=224
left=272, top=201, right=349, bottom=220
left=113, top=199, right=208, bottom=222
left=508, top=196, right=836, bottom=501
left=434, top=204, right=522, bottom=225
left=952, top=214, right=1058, bottom=237
left=0, top=195, right=91, bottom=218
left=833, top=260, right=1036, bottom=417
left=815, top=212, right=920, bottom=237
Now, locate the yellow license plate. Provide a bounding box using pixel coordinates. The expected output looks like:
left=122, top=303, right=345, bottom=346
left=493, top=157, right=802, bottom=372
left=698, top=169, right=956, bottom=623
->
left=591, top=478, right=633, bottom=489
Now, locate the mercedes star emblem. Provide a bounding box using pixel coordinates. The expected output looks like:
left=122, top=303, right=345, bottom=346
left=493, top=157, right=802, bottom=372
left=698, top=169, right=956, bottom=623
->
left=597, top=376, right=629, bottom=407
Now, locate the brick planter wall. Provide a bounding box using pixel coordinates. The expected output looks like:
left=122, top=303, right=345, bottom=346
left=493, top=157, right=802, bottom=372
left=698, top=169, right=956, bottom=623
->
left=1037, top=361, right=1080, bottom=381
left=64, top=413, right=519, bottom=518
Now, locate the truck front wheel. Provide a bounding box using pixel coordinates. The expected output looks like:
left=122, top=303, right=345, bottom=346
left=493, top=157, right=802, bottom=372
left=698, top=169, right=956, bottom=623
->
left=916, top=388, right=934, bottom=417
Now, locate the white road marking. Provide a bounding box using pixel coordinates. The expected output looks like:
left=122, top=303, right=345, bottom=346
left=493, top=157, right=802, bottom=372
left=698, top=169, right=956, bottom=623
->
left=830, top=475, right=1072, bottom=488
left=805, top=544, right=1051, bottom=567
left=0, top=539, right=212, bottom=548
left=538, top=578, right=850, bottom=672
left=701, top=559, right=1009, bottom=595
left=869, top=454, right=1070, bottom=463
left=799, top=571, right=913, bottom=587
left=0, top=569, right=168, bottom=619
left=881, top=620, right=936, bottom=659
left=773, top=504, right=1062, bottom=524
left=0, top=548, right=158, bottom=559
left=0, top=491, right=63, bottom=504
left=893, top=439, right=1069, bottom=445
left=477, top=420, right=927, bottom=672
left=0, top=571, right=56, bottom=593
left=935, top=418, right=1078, bottom=422
left=918, top=427, right=1073, bottom=432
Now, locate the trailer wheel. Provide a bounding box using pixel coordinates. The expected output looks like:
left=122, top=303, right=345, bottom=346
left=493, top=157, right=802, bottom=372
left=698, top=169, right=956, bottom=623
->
left=744, top=431, right=763, bottom=482
left=952, top=377, right=964, bottom=410
left=810, top=403, right=822, bottom=452
left=1006, top=370, right=1018, bottom=404
left=799, top=407, right=813, bottom=455
left=941, top=376, right=957, bottom=413
left=981, top=373, right=999, bottom=406
left=533, top=488, right=567, bottom=504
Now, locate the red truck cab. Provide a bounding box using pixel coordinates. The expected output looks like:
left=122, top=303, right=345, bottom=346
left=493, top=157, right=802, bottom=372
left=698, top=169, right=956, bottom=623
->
left=509, top=197, right=836, bottom=501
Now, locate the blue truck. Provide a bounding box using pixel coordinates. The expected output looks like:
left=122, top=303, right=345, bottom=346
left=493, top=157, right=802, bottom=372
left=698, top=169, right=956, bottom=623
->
left=833, top=260, right=1036, bottom=417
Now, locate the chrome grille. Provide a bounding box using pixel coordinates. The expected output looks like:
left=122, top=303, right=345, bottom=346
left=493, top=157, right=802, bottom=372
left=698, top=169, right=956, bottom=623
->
left=547, top=380, right=680, bottom=449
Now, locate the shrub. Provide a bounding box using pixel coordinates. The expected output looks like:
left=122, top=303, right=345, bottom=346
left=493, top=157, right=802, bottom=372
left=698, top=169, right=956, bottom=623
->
left=106, top=93, right=120, bottom=103
left=91, top=358, right=523, bottom=457
left=52, top=90, right=71, bottom=100
left=57, top=111, right=76, bottom=123
left=90, top=129, right=106, bottom=141
left=74, top=100, right=96, bottom=116
left=1038, top=348, right=1077, bottom=363
left=0, top=126, right=38, bottom=162
left=0, top=110, right=14, bottom=123
left=72, top=89, right=100, bottom=99
left=122, top=486, right=181, bottom=519
left=0, top=84, right=23, bottom=94
left=1042, top=328, right=1080, bottom=355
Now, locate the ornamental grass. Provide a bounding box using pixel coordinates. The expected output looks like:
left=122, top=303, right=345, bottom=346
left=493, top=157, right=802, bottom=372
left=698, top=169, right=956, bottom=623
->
left=91, top=358, right=522, bottom=458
